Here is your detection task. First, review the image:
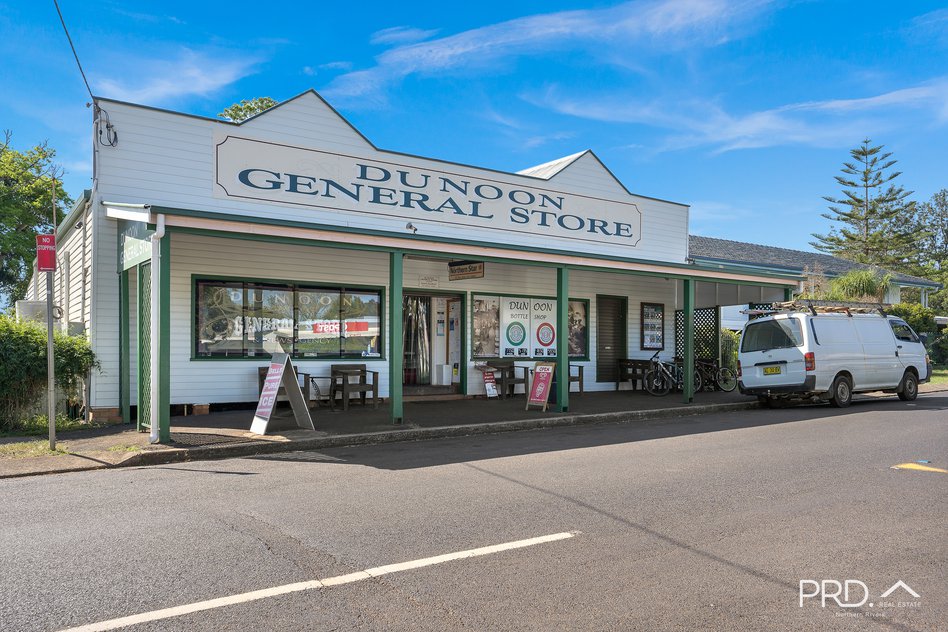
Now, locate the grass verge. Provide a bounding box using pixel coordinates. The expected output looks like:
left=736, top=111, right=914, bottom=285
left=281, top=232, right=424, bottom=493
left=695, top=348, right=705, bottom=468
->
left=0, top=414, right=102, bottom=438
left=0, top=440, right=69, bottom=459
left=928, top=366, right=948, bottom=386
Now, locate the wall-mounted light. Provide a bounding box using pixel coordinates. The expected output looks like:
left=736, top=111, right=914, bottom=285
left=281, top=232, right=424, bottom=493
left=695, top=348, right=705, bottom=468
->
left=406, top=222, right=418, bottom=234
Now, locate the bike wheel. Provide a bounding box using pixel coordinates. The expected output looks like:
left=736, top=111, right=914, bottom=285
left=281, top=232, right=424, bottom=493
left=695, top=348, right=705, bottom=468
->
left=693, top=370, right=704, bottom=394
left=644, top=369, right=671, bottom=396
left=715, top=367, right=737, bottom=392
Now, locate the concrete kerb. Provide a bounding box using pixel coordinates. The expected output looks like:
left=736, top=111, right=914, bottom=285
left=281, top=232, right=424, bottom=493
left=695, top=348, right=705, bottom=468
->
left=0, top=400, right=761, bottom=478
left=118, top=400, right=764, bottom=469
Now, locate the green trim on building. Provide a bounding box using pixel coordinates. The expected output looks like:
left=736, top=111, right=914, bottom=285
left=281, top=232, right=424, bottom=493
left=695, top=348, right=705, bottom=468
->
left=119, top=268, right=130, bottom=424
left=188, top=273, right=386, bottom=362
left=389, top=252, right=404, bottom=424
left=556, top=267, right=570, bottom=413
left=682, top=279, right=695, bottom=404
left=158, top=232, right=171, bottom=443
left=157, top=212, right=801, bottom=286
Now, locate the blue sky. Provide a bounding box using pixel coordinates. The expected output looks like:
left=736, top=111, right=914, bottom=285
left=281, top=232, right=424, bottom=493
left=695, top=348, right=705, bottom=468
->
left=3, top=0, right=947, bottom=251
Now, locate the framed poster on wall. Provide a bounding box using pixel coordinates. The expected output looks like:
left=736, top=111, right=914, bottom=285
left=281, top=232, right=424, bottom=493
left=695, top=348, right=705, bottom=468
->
left=641, top=303, right=665, bottom=350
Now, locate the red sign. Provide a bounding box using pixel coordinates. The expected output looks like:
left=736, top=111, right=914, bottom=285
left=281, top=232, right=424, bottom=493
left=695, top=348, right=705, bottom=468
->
left=254, top=361, right=285, bottom=421
left=483, top=371, right=498, bottom=398
left=311, top=321, right=370, bottom=334
left=36, top=234, right=56, bottom=271
left=527, top=363, right=556, bottom=408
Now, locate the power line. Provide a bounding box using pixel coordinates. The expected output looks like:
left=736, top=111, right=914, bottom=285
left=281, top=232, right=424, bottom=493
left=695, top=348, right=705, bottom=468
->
left=52, top=0, right=94, bottom=100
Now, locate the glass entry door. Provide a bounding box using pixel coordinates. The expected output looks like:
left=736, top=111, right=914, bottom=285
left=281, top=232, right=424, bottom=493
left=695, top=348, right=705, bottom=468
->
left=403, top=295, right=431, bottom=385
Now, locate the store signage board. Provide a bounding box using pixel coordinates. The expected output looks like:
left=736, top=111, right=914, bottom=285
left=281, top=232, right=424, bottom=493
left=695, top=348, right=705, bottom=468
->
left=418, top=275, right=440, bottom=288
left=119, top=220, right=154, bottom=271
left=215, top=135, right=643, bottom=252
left=448, top=261, right=484, bottom=281
left=526, top=362, right=556, bottom=411
left=36, top=235, right=56, bottom=271
left=250, top=354, right=315, bottom=435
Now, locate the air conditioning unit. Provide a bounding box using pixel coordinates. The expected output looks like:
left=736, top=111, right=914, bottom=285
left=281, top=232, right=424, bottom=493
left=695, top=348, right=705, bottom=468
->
left=16, top=300, right=48, bottom=323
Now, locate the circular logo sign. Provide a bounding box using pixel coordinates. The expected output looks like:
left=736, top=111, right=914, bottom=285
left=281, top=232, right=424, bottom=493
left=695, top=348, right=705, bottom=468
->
left=536, top=322, right=555, bottom=346
left=506, top=321, right=527, bottom=346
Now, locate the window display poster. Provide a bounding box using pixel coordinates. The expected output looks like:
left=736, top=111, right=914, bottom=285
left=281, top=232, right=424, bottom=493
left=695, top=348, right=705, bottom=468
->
left=567, top=300, right=587, bottom=357
left=501, top=297, right=532, bottom=357
left=472, top=296, right=500, bottom=358
left=641, top=302, right=665, bottom=350
left=530, top=299, right=557, bottom=358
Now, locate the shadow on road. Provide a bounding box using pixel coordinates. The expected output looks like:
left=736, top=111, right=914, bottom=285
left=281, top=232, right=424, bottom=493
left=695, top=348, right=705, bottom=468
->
left=248, top=394, right=947, bottom=472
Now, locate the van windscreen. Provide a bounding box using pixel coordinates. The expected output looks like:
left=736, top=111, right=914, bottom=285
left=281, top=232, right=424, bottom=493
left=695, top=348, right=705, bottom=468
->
left=741, top=319, right=804, bottom=352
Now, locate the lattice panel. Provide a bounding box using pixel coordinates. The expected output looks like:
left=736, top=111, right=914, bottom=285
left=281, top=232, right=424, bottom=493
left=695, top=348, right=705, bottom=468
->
left=138, top=263, right=152, bottom=430
left=748, top=302, right=776, bottom=320
left=675, top=307, right=720, bottom=360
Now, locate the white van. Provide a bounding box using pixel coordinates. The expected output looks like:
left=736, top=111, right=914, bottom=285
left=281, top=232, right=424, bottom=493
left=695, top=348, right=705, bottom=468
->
left=738, top=312, right=931, bottom=407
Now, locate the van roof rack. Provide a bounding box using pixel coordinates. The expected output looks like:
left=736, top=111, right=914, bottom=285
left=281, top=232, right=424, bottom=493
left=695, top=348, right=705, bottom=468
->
left=741, top=300, right=891, bottom=317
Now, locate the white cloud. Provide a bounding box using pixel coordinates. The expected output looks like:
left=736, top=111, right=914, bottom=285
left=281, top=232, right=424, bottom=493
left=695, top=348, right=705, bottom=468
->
left=323, top=0, right=774, bottom=103
left=93, top=49, right=258, bottom=105
left=370, top=26, right=440, bottom=45
left=529, top=78, right=948, bottom=153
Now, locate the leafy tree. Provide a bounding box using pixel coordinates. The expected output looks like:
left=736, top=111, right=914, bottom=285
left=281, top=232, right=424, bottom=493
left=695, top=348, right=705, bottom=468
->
left=811, top=139, right=920, bottom=269
left=218, top=97, right=278, bottom=122
left=909, top=189, right=948, bottom=312
left=0, top=132, right=71, bottom=306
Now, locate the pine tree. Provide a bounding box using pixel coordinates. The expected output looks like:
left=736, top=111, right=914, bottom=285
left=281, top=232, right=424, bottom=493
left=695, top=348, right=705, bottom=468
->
left=811, top=139, right=919, bottom=269
left=218, top=97, right=278, bottom=122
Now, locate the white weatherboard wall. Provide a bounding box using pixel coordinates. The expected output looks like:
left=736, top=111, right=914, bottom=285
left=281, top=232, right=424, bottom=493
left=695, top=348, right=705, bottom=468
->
left=169, top=233, right=390, bottom=404
left=166, top=234, right=679, bottom=404
left=92, top=93, right=689, bottom=264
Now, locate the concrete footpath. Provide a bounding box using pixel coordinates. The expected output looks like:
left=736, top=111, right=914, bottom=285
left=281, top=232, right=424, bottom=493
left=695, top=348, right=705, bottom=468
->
left=0, top=394, right=762, bottom=479
left=1, top=384, right=942, bottom=479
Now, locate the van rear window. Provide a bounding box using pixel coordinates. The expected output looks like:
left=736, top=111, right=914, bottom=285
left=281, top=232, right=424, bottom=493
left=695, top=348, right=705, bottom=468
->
left=741, top=319, right=804, bottom=352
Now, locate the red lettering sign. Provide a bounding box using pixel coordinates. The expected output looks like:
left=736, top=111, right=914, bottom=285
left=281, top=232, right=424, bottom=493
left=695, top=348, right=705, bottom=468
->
left=254, top=361, right=285, bottom=420
left=528, top=363, right=555, bottom=407
left=36, top=234, right=56, bottom=271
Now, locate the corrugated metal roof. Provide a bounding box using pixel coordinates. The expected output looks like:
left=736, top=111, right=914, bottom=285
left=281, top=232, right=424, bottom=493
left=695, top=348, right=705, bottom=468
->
left=689, top=235, right=940, bottom=288
left=516, top=151, right=589, bottom=179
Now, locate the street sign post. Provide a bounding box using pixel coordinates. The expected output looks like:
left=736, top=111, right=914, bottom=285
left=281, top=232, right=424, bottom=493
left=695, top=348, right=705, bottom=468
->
left=37, top=235, right=57, bottom=450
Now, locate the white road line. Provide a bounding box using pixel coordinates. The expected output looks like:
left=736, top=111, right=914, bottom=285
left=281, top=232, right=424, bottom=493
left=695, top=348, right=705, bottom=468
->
left=58, top=531, right=578, bottom=632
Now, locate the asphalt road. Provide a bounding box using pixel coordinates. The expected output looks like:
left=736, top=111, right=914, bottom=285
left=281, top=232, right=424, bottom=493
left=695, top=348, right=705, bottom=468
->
left=1, top=394, right=945, bottom=632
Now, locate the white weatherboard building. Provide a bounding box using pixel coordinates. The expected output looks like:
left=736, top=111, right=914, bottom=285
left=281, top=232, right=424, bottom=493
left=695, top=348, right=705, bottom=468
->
left=25, top=90, right=798, bottom=439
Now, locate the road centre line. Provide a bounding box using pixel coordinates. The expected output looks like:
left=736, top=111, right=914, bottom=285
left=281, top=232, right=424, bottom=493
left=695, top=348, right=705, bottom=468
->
left=891, top=462, right=948, bottom=474
left=58, top=531, right=579, bottom=632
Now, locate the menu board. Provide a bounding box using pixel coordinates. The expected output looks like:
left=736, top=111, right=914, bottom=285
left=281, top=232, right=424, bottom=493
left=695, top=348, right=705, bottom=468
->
left=641, top=303, right=665, bottom=350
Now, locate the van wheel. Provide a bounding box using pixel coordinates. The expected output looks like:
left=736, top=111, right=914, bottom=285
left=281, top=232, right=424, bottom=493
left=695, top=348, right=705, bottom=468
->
left=829, top=376, right=852, bottom=408
left=898, top=372, right=918, bottom=401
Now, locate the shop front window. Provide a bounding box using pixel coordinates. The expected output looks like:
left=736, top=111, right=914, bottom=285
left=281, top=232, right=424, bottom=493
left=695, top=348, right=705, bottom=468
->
left=196, top=281, right=244, bottom=357
left=194, top=279, right=382, bottom=359
left=471, top=294, right=588, bottom=359
left=342, top=291, right=382, bottom=357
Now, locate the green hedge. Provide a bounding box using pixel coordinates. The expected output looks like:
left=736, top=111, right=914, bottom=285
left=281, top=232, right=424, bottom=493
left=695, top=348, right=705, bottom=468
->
left=0, top=315, right=98, bottom=430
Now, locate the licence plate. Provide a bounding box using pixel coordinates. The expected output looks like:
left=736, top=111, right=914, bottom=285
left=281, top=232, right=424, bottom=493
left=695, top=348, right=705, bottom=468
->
left=763, top=366, right=782, bottom=375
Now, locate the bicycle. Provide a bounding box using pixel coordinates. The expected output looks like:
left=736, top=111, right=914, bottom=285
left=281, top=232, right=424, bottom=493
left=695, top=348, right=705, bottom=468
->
left=643, top=352, right=703, bottom=396
left=695, top=357, right=738, bottom=392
